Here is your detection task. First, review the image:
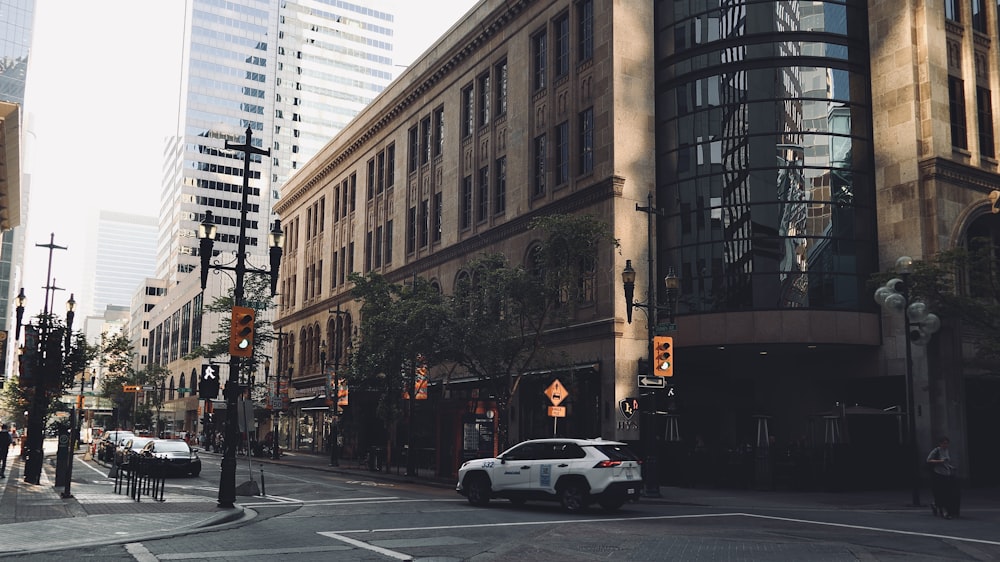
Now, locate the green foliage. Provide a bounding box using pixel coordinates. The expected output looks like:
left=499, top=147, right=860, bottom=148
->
left=184, top=273, right=276, bottom=381
left=343, top=213, right=616, bottom=450
left=874, top=238, right=1000, bottom=364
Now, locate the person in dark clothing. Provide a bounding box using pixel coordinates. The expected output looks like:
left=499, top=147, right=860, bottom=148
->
left=927, top=436, right=959, bottom=519
left=0, top=424, right=12, bottom=478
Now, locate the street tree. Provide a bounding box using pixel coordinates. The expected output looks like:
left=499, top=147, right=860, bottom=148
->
left=345, top=272, right=450, bottom=466
left=185, top=274, right=276, bottom=386
left=444, top=214, right=618, bottom=449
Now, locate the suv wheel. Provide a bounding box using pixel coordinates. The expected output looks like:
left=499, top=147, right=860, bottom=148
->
left=558, top=482, right=588, bottom=512
left=465, top=474, right=491, bottom=507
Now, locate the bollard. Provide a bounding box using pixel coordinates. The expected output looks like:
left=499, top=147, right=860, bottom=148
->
left=260, top=463, right=266, bottom=496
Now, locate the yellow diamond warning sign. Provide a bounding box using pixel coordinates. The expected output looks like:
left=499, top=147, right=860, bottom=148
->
left=544, top=379, right=568, bottom=406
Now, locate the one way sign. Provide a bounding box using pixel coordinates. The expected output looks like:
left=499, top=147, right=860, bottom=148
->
left=200, top=364, right=220, bottom=399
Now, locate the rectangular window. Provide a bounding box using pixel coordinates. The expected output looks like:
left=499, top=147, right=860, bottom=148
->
left=496, top=59, right=508, bottom=117
left=408, top=126, right=419, bottom=172
left=420, top=116, right=431, bottom=165
left=578, top=0, right=593, bottom=62
left=331, top=250, right=338, bottom=288
left=367, top=158, right=376, bottom=199
left=555, top=13, right=569, bottom=78
left=555, top=121, right=569, bottom=185
left=407, top=206, right=416, bottom=254
left=350, top=173, right=357, bottom=212
left=433, top=192, right=442, bottom=242
left=461, top=84, right=474, bottom=137
left=342, top=179, right=349, bottom=218
left=945, top=0, right=960, bottom=21
left=385, top=220, right=393, bottom=264
left=949, top=76, right=968, bottom=149
left=478, top=73, right=491, bottom=126
left=533, top=29, right=547, bottom=90
left=533, top=134, right=546, bottom=196
left=348, top=242, right=354, bottom=274
left=420, top=199, right=429, bottom=247
left=364, top=231, right=372, bottom=271
left=386, top=143, right=395, bottom=188
left=494, top=156, right=506, bottom=215
left=374, top=226, right=383, bottom=267
left=461, top=176, right=473, bottom=229
left=580, top=107, right=594, bottom=174
left=334, top=185, right=341, bottom=219
left=340, top=247, right=346, bottom=284
left=477, top=166, right=489, bottom=222
left=977, top=86, right=994, bottom=157
left=377, top=151, right=385, bottom=194
left=972, top=0, right=985, bottom=31
left=433, top=107, right=444, bottom=157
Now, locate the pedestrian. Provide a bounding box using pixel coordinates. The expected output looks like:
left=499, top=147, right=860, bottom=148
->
left=0, top=423, right=12, bottom=478
left=926, top=436, right=959, bottom=519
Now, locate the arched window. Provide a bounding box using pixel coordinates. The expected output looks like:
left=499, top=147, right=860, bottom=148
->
left=190, top=368, right=198, bottom=394
left=179, top=373, right=187, bottom=398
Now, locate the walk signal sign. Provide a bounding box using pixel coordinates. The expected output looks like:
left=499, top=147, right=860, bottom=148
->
left=653, top=335, right=674, bottom=376
left=229, top=306, right=255, bottom=357
left=200, top=364, right=220, bottom=399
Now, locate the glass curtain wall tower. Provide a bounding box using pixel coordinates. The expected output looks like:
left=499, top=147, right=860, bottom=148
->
left=156, top=0, right=394, bottom=284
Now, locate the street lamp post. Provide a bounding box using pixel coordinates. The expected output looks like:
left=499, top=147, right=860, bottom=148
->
left=325, top=305, right=348, bottom=467
left=874, top=256, right=941, bottom=507
left=198, top=125, right=283, bottom=509
left=17, top=234, right=74, bottom=486
left=621, top=191, right=678, bottom=498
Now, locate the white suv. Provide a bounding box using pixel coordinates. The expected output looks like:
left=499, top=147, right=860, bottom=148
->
left=456, top=437, right=642, bottom=512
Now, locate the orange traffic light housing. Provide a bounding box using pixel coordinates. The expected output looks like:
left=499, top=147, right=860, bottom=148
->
left=229, top=306, right=255, bottom=357
left=653, top=335, right=674, bottom=376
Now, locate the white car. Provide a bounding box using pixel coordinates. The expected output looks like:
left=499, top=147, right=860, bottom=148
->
left=456, top=437, right=642, bottom=512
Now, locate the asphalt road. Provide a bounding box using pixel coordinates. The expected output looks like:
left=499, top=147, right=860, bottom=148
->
left=6, top=454, right=999, bottom=561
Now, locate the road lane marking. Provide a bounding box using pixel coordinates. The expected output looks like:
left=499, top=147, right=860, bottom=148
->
left=125, top=542, right=158, bottom=562
left=319, top=532, right=412, bottom=560
left=333, top=512, right=1000, bottom=548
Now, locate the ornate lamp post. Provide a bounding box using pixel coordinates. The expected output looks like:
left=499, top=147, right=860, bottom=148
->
left=197, top=125, right=283, bottom=509
left=874, top=256, right=941, bottom=507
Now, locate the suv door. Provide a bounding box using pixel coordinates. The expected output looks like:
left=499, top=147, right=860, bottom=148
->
left=493, top=442, right=545, bottom=492
left=527, top=441, right=586, bottom=493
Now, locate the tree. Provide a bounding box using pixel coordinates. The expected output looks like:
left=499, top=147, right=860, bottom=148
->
left=443, top=214, right=617, bottom=449
left=884, top=238, right=1000, bottom=365
left=1, top=319, right=95, bottom=430
left=185, top=274, right=276, bottom=384
left=345, top=272, right=450, bottom=465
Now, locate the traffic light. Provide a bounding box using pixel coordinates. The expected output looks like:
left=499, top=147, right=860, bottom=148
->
left=653, top=335, right=674, bottom=376
left=989, top=190, right=1000, bottom=214
left=229, top=306, right=255, bottom=357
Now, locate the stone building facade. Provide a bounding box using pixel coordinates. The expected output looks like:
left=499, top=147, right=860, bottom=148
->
left=272, top=0, right=1000, bottom=486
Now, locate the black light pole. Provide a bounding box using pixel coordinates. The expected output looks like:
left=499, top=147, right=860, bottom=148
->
left=326, top=305, right=348, bottom=467
left=61, top=293, right=77, bottom=499
left=622, top=192, right=669, bottom=498
left=198, top=125, right=282, bottom=509
left=22, top=234, right=70, bottom=485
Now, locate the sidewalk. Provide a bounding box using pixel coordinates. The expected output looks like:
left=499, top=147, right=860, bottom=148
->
left=1, top=441, right=998, bottom=557
left=0, top=440, right=245, bottom=557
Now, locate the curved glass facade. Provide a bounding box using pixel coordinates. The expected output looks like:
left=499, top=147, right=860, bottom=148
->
left=655, top=0, right=876, bottom=312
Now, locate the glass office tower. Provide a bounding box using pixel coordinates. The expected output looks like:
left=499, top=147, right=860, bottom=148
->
left=656, top=0, right=877, bottom=313
left=156, top=0, right=394, bottom=283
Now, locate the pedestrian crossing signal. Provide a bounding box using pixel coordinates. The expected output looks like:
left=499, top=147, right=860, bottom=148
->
left=653, top=335, right=674, bottom=377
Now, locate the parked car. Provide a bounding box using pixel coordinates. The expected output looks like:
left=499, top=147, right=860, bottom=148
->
left=97, top=430, right=135, bottom=463
left=115, top=436, right=156, bottom=465
left=141, top=439, right=202, bottom=477
left=456, top=437, right=642, bottom=512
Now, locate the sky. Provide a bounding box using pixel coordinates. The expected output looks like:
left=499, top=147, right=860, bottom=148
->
left=20, top=0, right=479, bottom=316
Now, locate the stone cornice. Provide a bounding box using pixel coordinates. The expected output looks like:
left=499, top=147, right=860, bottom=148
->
left=918, top=157, right=1000, bottom=195
left=275, top=0, right=535, bottom=215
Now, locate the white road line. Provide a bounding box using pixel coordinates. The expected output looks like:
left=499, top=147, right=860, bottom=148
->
left=318, top=532, right=412, bottom=560
left=125, top=542, right=158, bottom=562
left=334, top=512, right=1000, bottom=548
left=739, top=513, right=1000, bottom=547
